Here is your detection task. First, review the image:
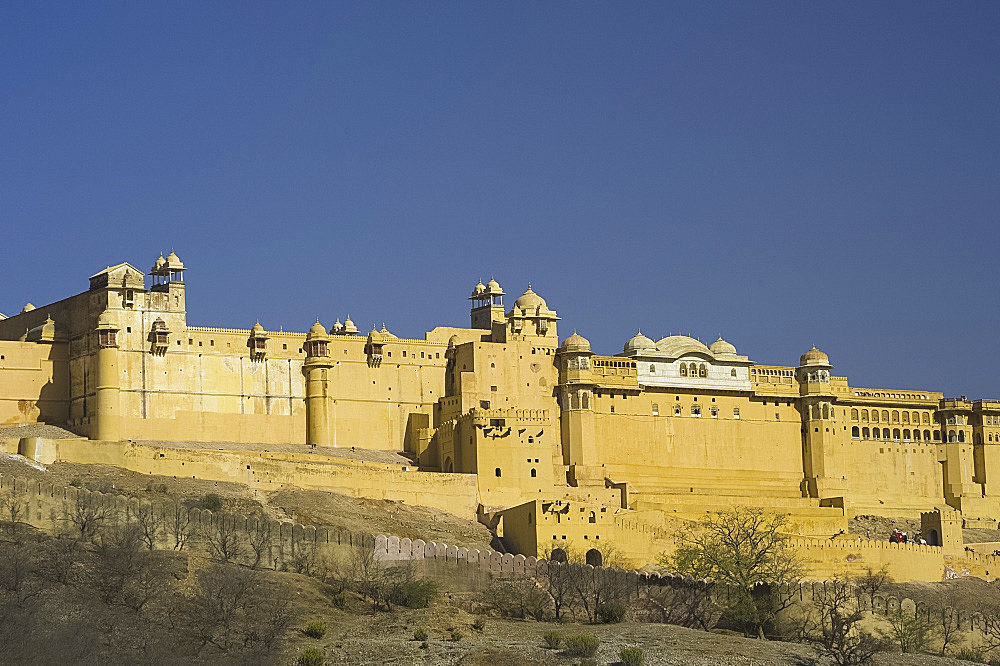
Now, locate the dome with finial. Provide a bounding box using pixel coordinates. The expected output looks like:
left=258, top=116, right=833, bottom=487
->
left=709, top=336, right=737, bottom=356
left=485, top=278, right=504, bottom=295
left=561, top=330, right=591, bottom=353
left=332, top=319, right=344, bottom=333
left=307, top=319, right=327, bottom=339
left=624, top=330, right=656, bottom=354
left=251, top=321, right=265, bottom=334
left=152, top=254, right=166, bottom=272
left=470, top=280, right=486, bottom=298
left=21, top=303, right=35, bottom=313
left=165, top=250, right=184, bottom=269
left=380, top=324, right=397, bottom=339
left=367, top=325, right=383, bottom=343
left=514, top=285, right=547, bottom=311
left=799, top=346, right=830, bottom=367
left=342, top=315, right=358, bottom=334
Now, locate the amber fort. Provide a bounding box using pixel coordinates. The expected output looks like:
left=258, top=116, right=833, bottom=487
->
left=3, top=251, right=1000, bottom=581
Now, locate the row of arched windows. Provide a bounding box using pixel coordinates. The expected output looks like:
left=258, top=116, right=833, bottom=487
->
left=679, top=362, right=708, bottom=378
left=851, top=408, right=931, bottom=425
left=851, top=426, right=939, bottom=442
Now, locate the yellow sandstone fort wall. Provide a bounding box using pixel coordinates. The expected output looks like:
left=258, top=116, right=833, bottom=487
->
left=4, top=253, right=1000, bottom=572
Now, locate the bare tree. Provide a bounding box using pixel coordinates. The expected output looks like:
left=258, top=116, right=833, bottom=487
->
left=63, top=493, right=110, bottom=542
left=167, top=501, right=193, bottom=551
left=0, top=493, right=27, bottom=539
left=538, top=561, right=576, bottom=620
left=247, top=514, right=272, bottom=569
left=0, top=540, right=41, bottom=604
left=878, top=601, right=935, bottom=654
left=204, top=514, right=245, bottom=564
left=570, top=563, right=633, bottom=623
left=486, top=573, right=550, bottom=620
left=642, top=577, right=723, bottom=631
left=933, top=602, right=965, bottom=657
left=131, top=502, right=164, bottom=551
left=662, top=507, right=803, bottom=638
left=855, top=565, right=891, bottom=611
left=804, top=575, right=882, bottom=666
left=38, top=534, right=83, bottom=585
left=182, top=563, right=290, bottom=655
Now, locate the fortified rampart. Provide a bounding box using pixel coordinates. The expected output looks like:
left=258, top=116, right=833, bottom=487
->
left=0, top=473, right=374, bottom=569
left=2, top=435, right=479, bottom=518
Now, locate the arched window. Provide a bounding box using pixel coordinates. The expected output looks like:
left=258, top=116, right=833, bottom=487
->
left=913, top=430, right=921, bottom=441
left=959, top=431, right=966, bottom=443
left=679, top=365, right=687, bottom=377
left=862, top=427, right=870, bottom=439
left=530, top=468, right=536, bottom=477
left=581, top=392, right=590, bottom=410
left=580, top=357, right=590, bottom=370
left=689, top=362, right=698, bottom=376
left=902, top=412, right=909, bottom=424
left=699, top=364, right=707, bottom=377
left=851, top=408, right=859, bottom=421
left=925, top=429, right=931, bottom=441
left=873, top=429, right=880, bottom=439
left=861, top=409, right=869, bottom=422
left=571, top=392, right=580, bottom=410
left=883, top=428, right=891, bottom=440
left=934, top=430, right=941, bottom=441
left=852, top=426, right=860, bottom=439
left=731, top=368, right=737, bottom=378
left=649, top=364, right=656, bottom=373
left=923, top=413, right=930, bottom=424
left=912, top=411, right=919, bottom=423
left=903, top=429, right=910, bottom=441
left=871, top=411, right=879, bottom=423
left=882, top=410, right=890, bottom=423
left=733, top=407, right=740, bottom=419
left=990, top=433, right=995, bottom=442
left=891, top=428, right=899, bottom=441
left=892, top=410, right=900, bottom=423
left=948, top=430, right=957, bottom=443
left=588, top=511, right=596, bottom=524
left=495, top=467, right=502, bottom=477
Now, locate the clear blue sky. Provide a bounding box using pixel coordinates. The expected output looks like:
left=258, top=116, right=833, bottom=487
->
left=2, top=3, right=998, bottom=398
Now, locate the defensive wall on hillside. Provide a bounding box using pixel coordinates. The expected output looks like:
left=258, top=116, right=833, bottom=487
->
left=1, top=435, right=479, bottom=518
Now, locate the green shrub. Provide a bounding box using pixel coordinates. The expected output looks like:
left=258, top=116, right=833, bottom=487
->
left=303, top=621, right=326, bottom=639
left=471, top=616, right=486, bottom=632
left=564, top=634, right=600, bottom=657
left=296, top=648, right=324, bottom=666
left=419, top=641, right=428, bottom=650
left=198, top=493, right=223, bottom=512
left=449, top=628, right=463, bottom=642
left=390, top=578, right=438, bottom=608
left=69, top=478, right=82, bottom=488
left=620, top=646, right=645, bottom=666
left=543, top=630, right=563, bottom=649
left=412, top=628, right=428, bottom=642
left=597, top=601, right=626, bottom=623
left=331, top=590, right=346, bottom=609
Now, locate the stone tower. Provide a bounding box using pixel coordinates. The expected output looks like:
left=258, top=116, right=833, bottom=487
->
left=798, top=347, right=846, bottom=500
left=303, top=320, right=332, bottom=447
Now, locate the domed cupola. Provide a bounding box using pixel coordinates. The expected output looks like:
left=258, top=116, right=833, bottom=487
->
left=514, top=285, right=547, bottom=313
left=560, top=330, right=591, bottom=354
left=304, top=320, right=329, bottom=358
left=623, top=330, right=656, bottom=355
left=799, top=346, right=831, bottom=367
left=709, top=336, right=737, bottom=357
left=470, top=280, right=486, bottom=298
left=342, top=315, right=358, bottom=335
